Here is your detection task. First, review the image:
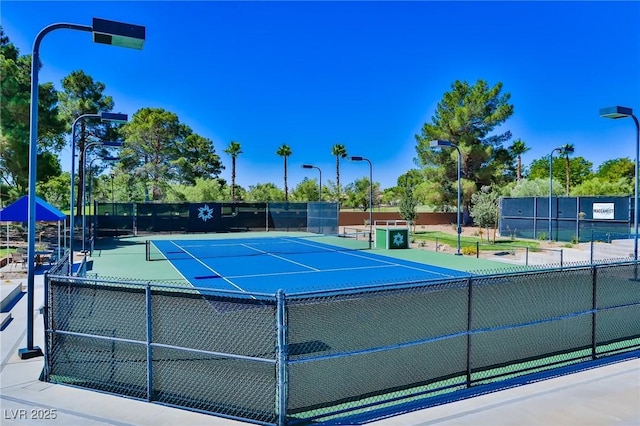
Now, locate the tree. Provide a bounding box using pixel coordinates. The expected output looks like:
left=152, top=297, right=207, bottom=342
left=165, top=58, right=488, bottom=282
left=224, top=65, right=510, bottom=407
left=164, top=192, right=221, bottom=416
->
left=120, top=108, right=223, bottom=201
left=172, top=133, right=223, bottom=185
left=276, top=144, right=292, bottom=202
left=571, top=177, right=632, bottom=196
left=398, top=183, right=418, bottom=231
left=0, top=29, right=66, bottom=197
left=560, top=144, right=574, bottom=195
left=509, top=178, right=565, bottom=197
left=596, top=158, right=634, bottom=183
left=36, top=172, right=70, bottom=211
left=165, top=178, right=229, bottom=202
left=331, top=144, right=347, bottom=201
left=291, top=178, right=319, bottom=201
left=415, top=79, right=514, bottom=217
left=245, top=183, right=285, bottom=202
left=224, top=141, right=242, bottom=202
left=470, top=185, right=499, bottom=242
left=58, top=70, right=121, bottom=217
left=509, top=139, right=530, bottom=181
left=527, top=156, right=592, bottom=190
left=343, top=177, right=381, bottom=211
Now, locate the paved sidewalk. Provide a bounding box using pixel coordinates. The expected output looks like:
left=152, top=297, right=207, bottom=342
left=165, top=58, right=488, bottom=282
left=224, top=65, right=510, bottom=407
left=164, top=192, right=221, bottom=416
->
left=1, top=269, right=639, bottom=425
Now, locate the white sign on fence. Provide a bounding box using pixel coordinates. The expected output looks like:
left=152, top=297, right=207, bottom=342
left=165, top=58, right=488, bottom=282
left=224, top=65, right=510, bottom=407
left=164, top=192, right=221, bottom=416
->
left=593, top=203, right=615, bottom=220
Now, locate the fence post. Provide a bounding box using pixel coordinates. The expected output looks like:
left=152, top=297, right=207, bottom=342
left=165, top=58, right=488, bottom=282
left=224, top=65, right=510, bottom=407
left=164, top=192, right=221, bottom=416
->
left=560, top=249, right=563, bottom=268
left=466, top=276, right=473, bottom=388
left=276, top=290, right=288, bottom=425
left=476, top=241, right=479, bottom=258
left=42, top=271, right=51, bottom=381
left=435, top=238, right=439, bottom=252
left=525, top=247, right=529, bottom=266
left=146, top=282, right=153, bottom=402
left=590, top=230, right=594, bottom=265
left=591, top=266, right=597, bottom=360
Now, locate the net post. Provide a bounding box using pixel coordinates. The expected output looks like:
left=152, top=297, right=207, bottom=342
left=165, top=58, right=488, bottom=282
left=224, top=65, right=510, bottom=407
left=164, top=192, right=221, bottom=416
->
left=145, top=240, right=149, bottom=261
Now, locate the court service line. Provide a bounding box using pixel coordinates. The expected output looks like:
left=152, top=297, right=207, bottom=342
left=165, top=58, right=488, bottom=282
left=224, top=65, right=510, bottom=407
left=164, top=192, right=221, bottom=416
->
left=169, top=241, right=246, bottom=293
left=284, top=238, right=458, bottom=278
left=241, top=244, right=321, bottom=272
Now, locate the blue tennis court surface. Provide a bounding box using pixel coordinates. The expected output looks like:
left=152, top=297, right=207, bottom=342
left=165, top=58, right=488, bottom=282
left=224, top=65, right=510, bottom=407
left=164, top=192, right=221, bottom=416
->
left=148, top=236, right=470, bottom=294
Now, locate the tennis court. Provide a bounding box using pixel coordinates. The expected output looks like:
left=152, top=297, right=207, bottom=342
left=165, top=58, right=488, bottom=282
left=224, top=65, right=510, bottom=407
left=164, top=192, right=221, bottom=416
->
left=146, top=235, right=470, bottom=294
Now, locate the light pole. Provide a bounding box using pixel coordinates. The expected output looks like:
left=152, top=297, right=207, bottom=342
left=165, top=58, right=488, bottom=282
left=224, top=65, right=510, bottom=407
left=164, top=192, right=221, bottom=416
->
left=110, top=173, right=116, bottom=238
left=301, top=164, right=322, bottom=201
left=349, top=156, right=373, bottom=249
left=600, top=106, right=640, bottom=264
left=430, top=140, right=462, bottom=255
left=81, top=139, right=123, bottom=252
left=548, top=145, right=574, bottom=241
left=71, top=114, right=126, bottom=259
left=21, top=18, right=144, bottom=360
left=86, top=155, right=119, bottom=254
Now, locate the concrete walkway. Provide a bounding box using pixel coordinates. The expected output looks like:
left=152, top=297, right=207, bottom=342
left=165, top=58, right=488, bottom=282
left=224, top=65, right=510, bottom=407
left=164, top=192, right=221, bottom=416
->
left=1, top=264, right=639, bottom=425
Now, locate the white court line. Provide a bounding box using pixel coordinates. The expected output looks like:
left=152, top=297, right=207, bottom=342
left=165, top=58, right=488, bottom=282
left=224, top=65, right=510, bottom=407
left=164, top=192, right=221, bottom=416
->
left=169, top=241, right=246, bottom=293
left=283, top=237, right=458, bottom=278
left=226, top=264, right=397, bottom=280
left=241, top=244, right=320, bottom=272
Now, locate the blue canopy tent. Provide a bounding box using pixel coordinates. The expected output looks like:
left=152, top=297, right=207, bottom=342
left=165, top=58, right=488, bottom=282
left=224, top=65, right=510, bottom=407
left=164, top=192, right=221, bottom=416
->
left=0, top=195, right=66, bottom=261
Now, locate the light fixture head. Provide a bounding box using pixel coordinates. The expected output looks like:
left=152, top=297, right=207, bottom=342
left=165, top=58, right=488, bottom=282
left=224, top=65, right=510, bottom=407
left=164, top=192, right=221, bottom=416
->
left=93, top=18, right=145, bottom=50
left=100, top=112, right=128, bottom=123
left=600, top=106, right=633, bottom=119
left=101, top=141, right=123, bottom=147
left=430, top=140, right=453, bottom=148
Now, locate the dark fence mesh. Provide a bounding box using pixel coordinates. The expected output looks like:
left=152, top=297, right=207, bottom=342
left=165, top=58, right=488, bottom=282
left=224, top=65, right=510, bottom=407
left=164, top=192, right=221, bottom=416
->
left=268, top=202, right=307, bottom=232
left=44, top=263, right=640, bottom=425
left=95, top=202, right=334, bottom=236
left=306, top=202, right=339, bottom=235
left=499, top=196, right=630, bottom=242
left=46, top=278, right=279, bottom=424
left=285, top=280, right=469, bottom=416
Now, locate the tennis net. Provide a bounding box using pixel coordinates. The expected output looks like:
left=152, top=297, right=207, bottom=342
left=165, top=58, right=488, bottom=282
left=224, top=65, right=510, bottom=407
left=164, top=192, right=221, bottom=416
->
left=145, top=235, right=369, bottom=262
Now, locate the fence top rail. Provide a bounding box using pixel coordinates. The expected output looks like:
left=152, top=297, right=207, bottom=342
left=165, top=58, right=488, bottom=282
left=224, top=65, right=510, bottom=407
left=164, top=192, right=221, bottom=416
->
left=46, top=274, right=278, bottom=301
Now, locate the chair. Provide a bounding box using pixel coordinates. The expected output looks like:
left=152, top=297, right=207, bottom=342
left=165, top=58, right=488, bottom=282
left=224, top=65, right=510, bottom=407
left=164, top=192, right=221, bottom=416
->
left=11, top=252, right=26, bottom=270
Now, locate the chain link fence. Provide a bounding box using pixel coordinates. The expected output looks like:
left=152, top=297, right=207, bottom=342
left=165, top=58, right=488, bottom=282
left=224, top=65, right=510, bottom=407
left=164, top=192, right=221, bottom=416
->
left=44, top=262, right=640, bottom=425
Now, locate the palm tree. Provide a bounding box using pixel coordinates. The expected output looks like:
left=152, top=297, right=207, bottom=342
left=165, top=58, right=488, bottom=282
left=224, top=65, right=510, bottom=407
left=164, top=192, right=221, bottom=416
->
left=331, top=143, right=347, bottom=201
left=224, top=141, right=242, bottom=202
left=509, top=139, right=530, bottom=181
left=276, top=144, right=292, bottom=201
left=561, top=143, right=574, bottom=195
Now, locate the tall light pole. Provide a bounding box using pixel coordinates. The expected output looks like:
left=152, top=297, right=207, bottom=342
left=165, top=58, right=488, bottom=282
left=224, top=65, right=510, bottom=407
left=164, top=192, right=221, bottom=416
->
left=600, top=106, right=640, bottom=264
left=20, top=18, right=145, bottom=360
left=349, top=156, right=373, bottom=249
left=71, top=113, right=126, bottom=260
left=430, top=140, right=462, bottom=255
left=548, top=145, right=574, bottom=241
left=86, top=155, right=119, bottom=254
left=81, top=138, right=124, bottom=252
left=301, top=164, right=322, bottom=201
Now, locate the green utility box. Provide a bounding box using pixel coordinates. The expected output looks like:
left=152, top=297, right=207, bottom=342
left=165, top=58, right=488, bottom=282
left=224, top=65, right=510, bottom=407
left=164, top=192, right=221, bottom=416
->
left=375, top=227, right=409, bottom=249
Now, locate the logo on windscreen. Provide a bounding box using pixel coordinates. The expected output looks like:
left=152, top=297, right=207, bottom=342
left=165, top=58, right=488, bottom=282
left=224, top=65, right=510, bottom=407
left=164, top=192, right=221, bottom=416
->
left=392, top=232, right=405, bottom=247
left=197, top=204, right=214, bottom=222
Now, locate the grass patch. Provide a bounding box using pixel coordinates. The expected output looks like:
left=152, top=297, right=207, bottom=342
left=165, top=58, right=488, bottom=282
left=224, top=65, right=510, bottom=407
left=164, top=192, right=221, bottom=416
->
left=411, top=231, right=540, bottom=251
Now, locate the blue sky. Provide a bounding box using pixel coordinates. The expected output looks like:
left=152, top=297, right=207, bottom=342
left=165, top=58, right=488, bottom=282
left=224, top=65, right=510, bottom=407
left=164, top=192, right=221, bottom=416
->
left=2, top=1, right=639, bottom=190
